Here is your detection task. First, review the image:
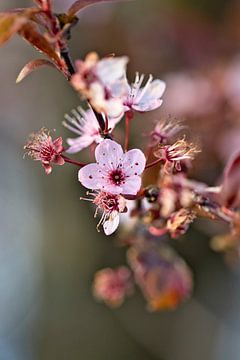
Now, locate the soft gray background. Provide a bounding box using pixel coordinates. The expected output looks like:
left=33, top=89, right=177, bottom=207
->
left=0, top=0, right=240, bottom=359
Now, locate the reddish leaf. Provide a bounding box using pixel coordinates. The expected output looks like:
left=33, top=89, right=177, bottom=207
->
left=221, top=151, right=240, bottom=208
left=16, top=59, right=55, bottom=83
left=67, top=0, right=131, bottom=17
left=0, top=13, right=28, bottom=45
left=19, top=22, right=62, bottom=66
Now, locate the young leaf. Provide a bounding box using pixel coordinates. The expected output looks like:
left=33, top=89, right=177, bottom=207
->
left=0, top=13, right=27, bottom=45
left=19, top=22, right=62, bottom=66
left=16, top=59, right=55, bottom=83
left=67, top=0, right=131, bottom=17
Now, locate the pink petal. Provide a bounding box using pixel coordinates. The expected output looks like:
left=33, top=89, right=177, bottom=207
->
left=66, top=135, right=94, bottom=154
left=133, top=99, right=163, bottom=112
left=103, top=212, right=120, bottom=235
left=43, top=164, right=52, bottom=175
left=53, top=137, right=63, bottom=152
left=95, top=139, right=123, bottom=169
left=54, top=155, right=65, bottom=166
left=121, top=176, right=142, bottom=195
left=122, top=149, right=146, bottom=176
left=96, top=57, right=128, bottom=85
left=78, top=163, right=104, bottom=190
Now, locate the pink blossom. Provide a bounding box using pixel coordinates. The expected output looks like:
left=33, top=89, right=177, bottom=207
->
left=123, top=73, right=166, bottom=113
left=71, top=52, right=128, bottom=117
left=24, top=128, right=65, bottom=175
left=93, top=266, right=133, bottom=307
left=150, top=118, right=185, bottom=146
left=78, top=139, right=146, bottom=195
left=81, top=191, right=127, bottom=235
left=63, top=106, right=122, bottom=154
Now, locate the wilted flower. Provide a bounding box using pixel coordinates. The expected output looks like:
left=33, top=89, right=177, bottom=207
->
left=93, top=266, right=134, bottom=307
left=24, top=128, right=65, bottom=174
left=78, top=139, right=146, bottom=195
left=63, top=106, right=122, bottom=153
left=155, top=138, right=200, bottom=174
left=82, top=190, right=127, bottom=235
left=71, top=52, right=128, bottom=117
left=150, top=118, right=185, bottom=146
left=128, top=245, right=192, bottom=311
left=166, top=208, right=196, bottom=238
left=123, top=73, right=166, bottom=114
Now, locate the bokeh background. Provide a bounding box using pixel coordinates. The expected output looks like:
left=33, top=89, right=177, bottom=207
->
left=1, top=0, right=240, bottom=359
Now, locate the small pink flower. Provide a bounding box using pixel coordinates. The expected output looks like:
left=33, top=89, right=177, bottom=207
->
left=71, top=52, right=128, bottom=117
left=78, top=139, right=146, bottom=195
left=63, top=106, right=122, bottom=154
left=24, top=128, right=65, bottom=175
left=123, top=73, right=166, bottom=113
left=82, top=190, right=127, bottom=235
left=93, top=266, right=133, bottom=307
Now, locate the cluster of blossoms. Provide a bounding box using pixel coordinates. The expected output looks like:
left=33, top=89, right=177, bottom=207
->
left=1, top=0, right=240, bottom=311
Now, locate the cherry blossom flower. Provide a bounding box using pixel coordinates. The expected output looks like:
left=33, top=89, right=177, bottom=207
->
left=122, top=73, right=166, bottom=114
left=81, top=190, right=127, bottom=235
left=24, top=128, right=65, bottom=175
left=93, top=266, right=134, bottom=307
left=154, top=138, right=200, bottom=174
left=78, top=139, right=146, bottom=195
left=63, top=106, right=122, bottom=154
left=71, top=52, right=128, bottom=117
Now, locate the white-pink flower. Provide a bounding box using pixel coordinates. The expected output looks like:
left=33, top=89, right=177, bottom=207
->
left=63, top=107, right=122, bottom=154
left=71, top=52, right=128, bottom=117
left=123, top=73, right=166, bottom=113
left=78, top=139, right=146, bottom=195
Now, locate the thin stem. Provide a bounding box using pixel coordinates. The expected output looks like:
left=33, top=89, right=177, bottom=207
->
left=124, top=112, right=133, bottom=152
left=60, top=49, right=75, bottom=76
left=145, top=158, right=162, bottom=169
left=62, top=155, right=86, bottom=167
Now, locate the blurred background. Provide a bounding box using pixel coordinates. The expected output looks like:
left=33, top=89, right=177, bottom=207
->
left=1, top=0, right=240, bottom=359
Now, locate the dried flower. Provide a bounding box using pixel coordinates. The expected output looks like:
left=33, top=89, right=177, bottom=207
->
left=24, top=128, right=65, bottom=174
left=166, top=209, right=196, bottom=238
left=128, top=246, right=192, bottom=311
left=78, top=139, right=146, bottom=195
left=150, top=118, right=185, bottom=145
left=93, top=266, right=133, bottom=307
left=155, top=138, right=200, bottom=174
left=63, top=106, right=122, bottom=153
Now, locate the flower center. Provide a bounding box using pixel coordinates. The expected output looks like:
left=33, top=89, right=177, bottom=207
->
left=109, top=169, right=125, bottom=186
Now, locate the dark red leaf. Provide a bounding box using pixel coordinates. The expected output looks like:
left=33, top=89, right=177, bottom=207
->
left=67, top=0, right=132, bottom=17
left=0, top=13, right=28, bottom=45
left=16, top=59, right=55, bottom=83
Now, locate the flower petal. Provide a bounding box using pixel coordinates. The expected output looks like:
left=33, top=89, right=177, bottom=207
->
left=122, top=149, right=146, bottom=176
left=78, top=163, right=104, bottom=190
left=96, top=56, right=128, bottom=85
left=66, top=135, right=94, bottom=154
left=121, top=176, right=142, bottom=195
left=103, top=212, right=120, bottom=235
left=134, top=79, right=166, bottom=111
left=95, top=139, right=123, bottom=169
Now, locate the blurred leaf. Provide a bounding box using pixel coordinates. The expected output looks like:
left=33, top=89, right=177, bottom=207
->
left=0, top=13, right=28, bottom=45
left=19, top=22, right=62, bottom=66
left=67, top=0, right=131, bottom=17
left=16, top=59, right=55, bottom=83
